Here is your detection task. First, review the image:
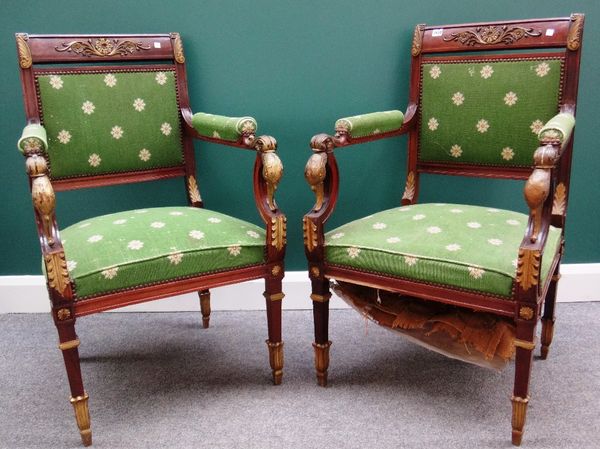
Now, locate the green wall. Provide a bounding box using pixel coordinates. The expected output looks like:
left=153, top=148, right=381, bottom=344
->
left=1, top=0, right=598, bottom=275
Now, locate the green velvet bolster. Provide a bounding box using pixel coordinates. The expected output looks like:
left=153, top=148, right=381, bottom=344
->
left=192, top=112, right=257, bottom=141
left=18, top=124, right=48, bottom=154
left=335, top=110, right=404, bottom=138
left=539, top=113, right=575, bottom=143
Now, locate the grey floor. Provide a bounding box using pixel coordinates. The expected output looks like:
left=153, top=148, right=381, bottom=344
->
left=1, top=303, right=599, bottom=449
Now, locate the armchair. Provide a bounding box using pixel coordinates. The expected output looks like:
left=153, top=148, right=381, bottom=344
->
left=15, top=33, right=285, bottom=446
left=303, top=15, right=583, bottom=445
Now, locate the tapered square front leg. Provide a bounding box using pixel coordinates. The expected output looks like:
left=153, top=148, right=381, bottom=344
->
left=198, top=290, right=211, bottom=329
left=264, top=277, right=284, bottom=385
left=311, top=278, right=331, bottom=387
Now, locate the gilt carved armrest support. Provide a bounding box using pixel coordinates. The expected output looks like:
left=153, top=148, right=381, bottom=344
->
left=18, top=124, right=74, bottom=302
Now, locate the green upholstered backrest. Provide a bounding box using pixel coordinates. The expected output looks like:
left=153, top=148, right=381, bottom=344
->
left=418, top=57, right=563, bottom=168
left=36, top=68, right=184, bottom=179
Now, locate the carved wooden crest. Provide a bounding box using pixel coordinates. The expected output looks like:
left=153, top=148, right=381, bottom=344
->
left=55, top=38, right=151, bottom=57
left=443, top=25, right=541, bottom=46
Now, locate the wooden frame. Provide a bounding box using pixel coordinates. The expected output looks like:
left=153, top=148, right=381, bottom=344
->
left=16, top=33, right=286, bottom=446
left=303, top=14, right=583, bottom=446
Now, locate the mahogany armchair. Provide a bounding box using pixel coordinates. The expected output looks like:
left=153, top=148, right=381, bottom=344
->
left=303, top=15, right=583, bottom=445
left=15, top=33, right=285, bottom=446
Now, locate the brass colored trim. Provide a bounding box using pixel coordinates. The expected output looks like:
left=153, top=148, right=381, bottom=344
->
left=55, top=38, right=151, bottom=57
left=187, top=176, right=201, bottom=204
left=303, top=217, right=318, bottom=252
left=519, top=306, right=535, bottom=320
left=16, top=33, right=32, bottom=69
left=170, top=32, right=185, bottom=63
left=443, top=25, right=542, bottom=46
left=59, top=338, right=80, bottom=351
left=45, top=252, right=70, bottom=295
left=70, top=393, right=92, bottom=447
left=199, top=290, right=211, bottom=328
left=516, top=249, right=540, bottom=291
left=310, top=293, right=331, bottom=303
left=261, top=151, right=283, bottom=211
left=511, top=395, right=530, bottom=446
left=310, top=266, right=320, bottom=277
left=265, top=292, right=285, bottom=302
left=271, top=265, right=282, bottom=276
left=305, top=153, right=327, bottom=211
left=567, top=13, right=584, bottom=51
left=411, top=24, right=425, bottom=56
left=552, top=183, right=566, bottom=216
left=514, top=338, right=536, bottom=350
left=271, top=216, right=287, bottom=251
left=266, top=340, right=284, bottom=385
left=313, top=341, right=332, bottom=387
left=402, top=171, right=415, bottom=202
left=56, top=308, right=71, bottom=321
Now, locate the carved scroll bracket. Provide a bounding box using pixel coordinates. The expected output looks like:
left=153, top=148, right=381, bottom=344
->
left=16, top=33, right=32, bottom=68
left=170, top=32, right=185, bottom=63
left=524, top=146, right=557, bottom=242
left=26, top=154, right=56, bottom=247
left=256, top=135, right=282, bottom=212
left=411, top=24, right=425, bottom=56
left=305, top=153, right=328, bottom=211
left=567, top=13, right=584, bottom=51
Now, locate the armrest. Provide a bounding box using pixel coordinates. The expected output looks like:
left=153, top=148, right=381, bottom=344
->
left=538, top=112, right=575, bottom=148
left=335, top=110, right=404, bottom=139
left=18, top=124, right=73, bottom=300
left=192, top=112, right=257, bottom=143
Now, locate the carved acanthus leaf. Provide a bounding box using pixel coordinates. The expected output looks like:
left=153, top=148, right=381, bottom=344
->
left=171, top=32, right=185, bottom=63
left=305, top=153, right=327, bottom=211
left=55, top=38, right=151, bottom=57
left=303, top=217, right=318, bottom=253
left=567, top=13, right=584, bottom=51
left=516, top=249, right=541, bottom=292
left=261, top=152, right=283, bottom=211
left=271, top=216, right=286, bottom=251
left=402, top=171, right=416, bottom=202
left=411, top=24, right=425, bottom=56
left=44, top=252, right=70, bottom=295
left=187, top=176, right=201, bottom=204
left=16, top=33, right=32, bottom=68
left=443, top=25, right=541, bottom=46
left=552, top=183, right=566, bottom=216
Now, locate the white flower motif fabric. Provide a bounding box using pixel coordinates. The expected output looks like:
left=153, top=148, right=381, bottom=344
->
left=488, top=238, right=503, bottom=246
left=102, top=267, right=118, bottom=279
left=468, top=267, right=485, bottom=279
left=452, top=92, right=464, bottom=106
left=189, top=230, right=205, bottom=240
left=387, top=237, right=401, bottom=243
left=88, top=153, right=101, bottom=167
left=227, top=245, right=242, bottom=256
left=372, top=222, right=387, bottom=230
left=535, top=62, right=550, bottom=77
left=429, top=65, right=441, bottom=79
left=503, top=92, right=518, bottom=106
left=138, top=149, right=151, bottom=162
left=331, top=232, right=345, bottom=240
left=49, top=76, right=63, bottom=90
left=246, top=230, right=260, bottom=239
left=476, top=119, right=490, bottom=133
left=428, top=117, right=439, bottom=131
left=104, top=74, right=117, bottom=87
left=111, top=126, right=124, bottom=139
left=450, top=145, right=462, bottom=158
left=150, top=222, right=165, bottom=228
left=155, top=72, right=167, bottom=85
left=57, top=130, right=72, bottom=144
left=81, top=101, right=95, bottom=115
left=413, top=214, right=426, bottom=221
left=501, top=147, right=514, bottom=161
left=168, top=252, right=183, bottom=265
left=467, top=222, right=481, bottom=229
left=446, top=243, right=461, bottom=251
left=127, top=240, right=144, bottom=250
left=113, top=219, right=127, bottom=225
left=161, top=122, right=172, bottom=136
left=530, top=120, right=544, bottom=134
left=87, top=235, right=103, bottom=243
left=208, top=217, right=222, bottom=223
left=67, top=260, right=77, bottom=272
left=427, top=226, right=442, bottom=234
left=133, top=98, right=146, bottom=112
left=480, top=65, right=494, bottom=79
left=347, top=247, right=361, bottom=259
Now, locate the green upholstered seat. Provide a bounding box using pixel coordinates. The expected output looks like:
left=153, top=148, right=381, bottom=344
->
left=60, top=207, right=266, bottom=299
left=324, top=203, right=561, bottom=298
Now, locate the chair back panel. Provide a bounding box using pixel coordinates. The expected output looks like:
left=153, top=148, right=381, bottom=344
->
left=418, top=55, right=563, bottom=168
left=35, top=67, right=184, bottom=179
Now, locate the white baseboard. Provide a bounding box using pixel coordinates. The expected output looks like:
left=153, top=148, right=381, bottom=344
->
left=1, top=264, right=598, bottom=314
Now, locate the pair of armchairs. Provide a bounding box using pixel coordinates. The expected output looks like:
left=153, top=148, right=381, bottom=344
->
left=15, top=14, right=583, bottom=447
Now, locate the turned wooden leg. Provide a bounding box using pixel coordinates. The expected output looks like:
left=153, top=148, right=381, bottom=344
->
left=511, top=319, right=537, bottom=446
left=198, top=290, right=211, bottom=329
left=312, top=279, right=331, bottom=387
left=57, top=321, right=92, bottom=446
left=541, top=268, right=560, bottom=360
left=264, top=278, right=284, bottom=385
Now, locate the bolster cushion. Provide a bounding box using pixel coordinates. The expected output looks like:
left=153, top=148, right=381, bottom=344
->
left=18, top=124, right=48, bottom=154
left=192, top=112, right=257, bottom=142
left=334, top=110, right=404, bottom=138
left=538, top=112, right=575, bottom=144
